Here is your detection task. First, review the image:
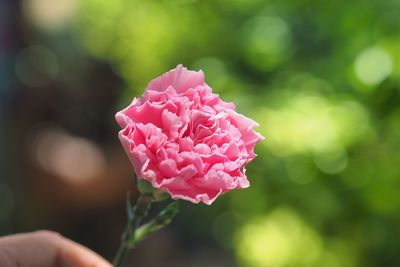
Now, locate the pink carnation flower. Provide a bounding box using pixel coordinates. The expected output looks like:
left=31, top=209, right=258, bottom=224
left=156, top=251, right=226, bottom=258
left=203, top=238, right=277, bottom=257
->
left=116, top=65, right=264, bottom=205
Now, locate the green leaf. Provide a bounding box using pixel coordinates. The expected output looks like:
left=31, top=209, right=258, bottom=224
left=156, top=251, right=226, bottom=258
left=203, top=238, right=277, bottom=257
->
left=128, top=201, right=180, bottom=247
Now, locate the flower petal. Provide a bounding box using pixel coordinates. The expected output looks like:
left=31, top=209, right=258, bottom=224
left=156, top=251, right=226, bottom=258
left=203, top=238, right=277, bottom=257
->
left=147, top=64, right=205, bottom=93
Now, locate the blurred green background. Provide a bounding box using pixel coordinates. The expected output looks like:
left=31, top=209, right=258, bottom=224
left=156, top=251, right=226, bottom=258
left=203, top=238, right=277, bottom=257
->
left=1, top=0, right=400, bottom=266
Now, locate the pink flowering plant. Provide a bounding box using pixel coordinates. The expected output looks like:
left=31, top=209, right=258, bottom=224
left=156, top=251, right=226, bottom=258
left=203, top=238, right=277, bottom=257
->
left=113, top=65, right=263, bottom=266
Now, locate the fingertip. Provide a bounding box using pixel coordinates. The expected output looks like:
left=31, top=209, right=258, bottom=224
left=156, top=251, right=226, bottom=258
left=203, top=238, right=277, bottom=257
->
left=32, top=230, right=63, bottom=242
left=0, top=231, right=112, bottom=267
left=55, top=236, right=112, bottom=267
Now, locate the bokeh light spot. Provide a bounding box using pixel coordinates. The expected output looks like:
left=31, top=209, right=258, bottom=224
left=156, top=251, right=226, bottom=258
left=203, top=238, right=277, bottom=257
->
left=31, top=128, right=106, bottom=185
left=235, top=208, right=322, bottom=267
left=354, top=47, right=393, bottom=87
left=23, top=0, right=78, bottom=31
left=257, top=89, right=370, bottom=157
left=242, top=16, right=292, bottom=71
left=314, top=148, right=348, bottom=174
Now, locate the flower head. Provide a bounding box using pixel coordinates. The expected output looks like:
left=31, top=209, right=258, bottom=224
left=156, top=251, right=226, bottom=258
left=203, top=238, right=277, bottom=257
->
left=116, top=65, right=264, bottom=205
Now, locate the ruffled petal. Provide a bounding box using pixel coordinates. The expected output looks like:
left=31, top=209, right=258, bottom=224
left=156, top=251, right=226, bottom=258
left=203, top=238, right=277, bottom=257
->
left=147, top=64, right=205, bottom=93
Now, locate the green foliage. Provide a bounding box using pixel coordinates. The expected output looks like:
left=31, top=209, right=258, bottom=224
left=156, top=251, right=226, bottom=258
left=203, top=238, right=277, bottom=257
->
left=73, top=0, right=400, bottom=266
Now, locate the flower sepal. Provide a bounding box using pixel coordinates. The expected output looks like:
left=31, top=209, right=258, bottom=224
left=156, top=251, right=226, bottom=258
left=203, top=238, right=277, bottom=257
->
left=137, top=178, right=169, bottom=202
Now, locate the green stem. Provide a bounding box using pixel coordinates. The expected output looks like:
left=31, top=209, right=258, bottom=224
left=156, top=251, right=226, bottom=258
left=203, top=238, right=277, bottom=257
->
left=112, top=195, right=152, bottom=267
left=112, top=190, right=179, bottom=267
left=112, top=234, right=129, bottom=267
